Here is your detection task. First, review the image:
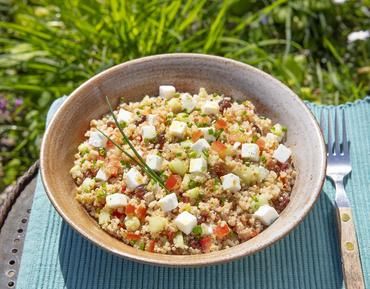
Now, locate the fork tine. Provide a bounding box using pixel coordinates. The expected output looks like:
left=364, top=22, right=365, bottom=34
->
left=327, top=110, right=333, bottom=156
left=334, top=110, right=341, bottom=155
left=342, top=109, right=349, bottom=157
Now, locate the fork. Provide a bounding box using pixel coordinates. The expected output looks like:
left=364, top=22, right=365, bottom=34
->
left=320, top=109, right=365, bottom=289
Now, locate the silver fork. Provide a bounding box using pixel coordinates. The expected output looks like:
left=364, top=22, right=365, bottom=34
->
left=320, top=109, right=365, bottom=289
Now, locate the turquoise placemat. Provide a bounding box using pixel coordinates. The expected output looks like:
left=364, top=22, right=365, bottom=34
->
left=16, top=97, right=370, bottom=289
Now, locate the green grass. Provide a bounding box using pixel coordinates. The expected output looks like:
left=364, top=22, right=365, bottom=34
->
left=0, top=0, right=369, bottom=190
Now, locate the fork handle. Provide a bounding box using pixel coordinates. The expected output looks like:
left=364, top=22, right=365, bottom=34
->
left=336, top=207, right=365, bottom=289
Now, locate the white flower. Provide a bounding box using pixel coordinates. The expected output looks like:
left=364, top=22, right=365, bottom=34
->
left=347, top=31, right=370, bottom=43
left=333, top=0, right=346, bottom=4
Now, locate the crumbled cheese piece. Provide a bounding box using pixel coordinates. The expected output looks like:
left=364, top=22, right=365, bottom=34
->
left=221, top=173, right=241, bottom=192
left=189, top=158, right=207, bottom=174
left=117, top=109, right=134, bottom=124
left=273, top=144, right=292, bottom=163
left=201, top=100, right=219, bottom=115
left=181, top=93, right=196, bottom=112
left=89, top=131, right=107, bottom=148
left=147, top=114, right=158, bottom=125
left=254, top=205, right=279, bottom=225
left=241, top=143, right=260, bottom=161
left=142, top=125, right=157, bottom=140
left=146, top=154, right=163, bottom=171
left=174, top=211, right=197, bottom=235
left=158, top=193, right=179, bottom=212
left=191, top=138, right=210, bottom=153
left=169, top=120, right=187, bottom=138
left=159, top=85, right=176, bottom=99
left=125, top=168, right=145, bottom=190
left=95, top=168, right=108, bottom=181
left=106, top=193, right=129, bottom=209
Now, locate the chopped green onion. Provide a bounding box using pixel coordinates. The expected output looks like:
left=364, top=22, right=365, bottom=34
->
left=192, top=225, right=202, bottom=236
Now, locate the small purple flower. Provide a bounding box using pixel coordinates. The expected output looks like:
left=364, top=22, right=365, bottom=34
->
left=14, top=98, right=23, bottom=107
left=0, top=98, right=7, bottom=112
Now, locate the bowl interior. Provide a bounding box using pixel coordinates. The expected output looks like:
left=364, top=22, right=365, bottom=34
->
left=41, top=54, right=325, bottom=266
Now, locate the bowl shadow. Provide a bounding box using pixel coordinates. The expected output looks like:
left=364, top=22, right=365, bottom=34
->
left=58, top=191, right=343, bottom=289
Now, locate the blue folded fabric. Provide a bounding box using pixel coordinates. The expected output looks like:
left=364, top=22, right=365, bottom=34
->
left=17, top=97, right=370, bottom=289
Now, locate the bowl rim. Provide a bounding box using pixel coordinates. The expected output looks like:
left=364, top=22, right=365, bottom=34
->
left=40, top=53, right=326, bottom=267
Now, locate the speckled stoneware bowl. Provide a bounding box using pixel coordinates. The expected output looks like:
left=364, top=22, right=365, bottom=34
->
left=40, top=53, right=326, bottom=267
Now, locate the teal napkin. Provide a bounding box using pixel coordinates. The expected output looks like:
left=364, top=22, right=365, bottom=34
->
left=17, top=97, right=370, bottom=289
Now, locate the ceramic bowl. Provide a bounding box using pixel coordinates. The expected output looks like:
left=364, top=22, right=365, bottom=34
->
left=40, top=53, right=326, bottom=267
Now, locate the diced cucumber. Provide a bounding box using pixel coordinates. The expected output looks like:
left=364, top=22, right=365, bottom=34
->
left=169, top=159, right=188, bottom=176
left=98, top=211, right=110, bottom=225
left=125, top=216, right=141, bottom=231
left=183, top=187, right=202, bottom=200
left=148, top=216, right=168, bottom=233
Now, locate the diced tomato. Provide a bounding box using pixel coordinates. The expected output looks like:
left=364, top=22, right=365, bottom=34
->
left=112, top=210, right=125, bottom=219
left=107, top=140, right=114, bottom=148
left=125, top=204, right=136, bottom=215
left=200, top=236, right=212, bottom=253
left=165, top=174, right=182, bottom=190
left=250, top=230, right=258, bottom=238
left=191, top=130, right=203, bottom=142
left=126, top=232, right=141, bottom=241
left=211, top=141, right=227, bottom=158
left=256, top=138, right=265, bottom=151
left=121, top=184, right=127, bottom=193
left=215, top=119, right=227, bottom=130
left=214, top=224, right=230, bottom=239
left=136, top=206, right=147, bottom=221
left=167, top=230, right=175, bottom=242
left=148, top=240, right=156, bottom=252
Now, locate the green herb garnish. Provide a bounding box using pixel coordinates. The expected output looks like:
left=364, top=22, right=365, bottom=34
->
left=192, top=225, right=202, bottom=236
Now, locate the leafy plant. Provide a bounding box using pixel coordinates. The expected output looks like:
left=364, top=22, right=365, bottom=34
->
left=0, top=0, right=369, bottom=190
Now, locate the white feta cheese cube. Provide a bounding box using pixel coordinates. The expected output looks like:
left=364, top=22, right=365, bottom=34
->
left=174, top=211, right=197, bottom=235
left=117, top=109, right=134, bottom=124
left=221, top=173, right=241, bottom=192
left=201, top=100, right=219, bottom=115
left=180, top=93, right=196, bottom=112
left=147, top=114, right=158, bottom=125
left=95, top=168, right=108, bottom=181
left=159, top=85, right=176, bottom=99
left=158, top=193, right=179, bottom=212
left=105, top=193, right=129, bottom=209
left=189, top=158, right=207, bottom=174
left=191, top=138, right=210, bottom=153
left=273, top=144, right=292, bottom=163
left=254, top=205, right=279, bottom=225
left=169, top=120, right=187, bottom=138
left=241, top=143, right=260, bottom=161
left=141, top=125, right=157, bottom=140
left=88, top=131, right=107, bottom=148
left=146, top=154, right=163, bottom=171
left=81, top=177, right=95, bottom=190
left=125, top=168, right=145, bottom=190
left=199, top=127, right=216, bottom=142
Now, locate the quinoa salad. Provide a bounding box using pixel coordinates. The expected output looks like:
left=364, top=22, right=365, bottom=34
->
left=70, top=86, right=296, bottom=255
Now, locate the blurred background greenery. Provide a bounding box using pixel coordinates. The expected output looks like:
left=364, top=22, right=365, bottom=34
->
left=0, top=0, right=369, bottom=192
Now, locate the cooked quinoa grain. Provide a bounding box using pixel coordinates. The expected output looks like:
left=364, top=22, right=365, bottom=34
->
left=71, top=86, right=296, bottom=254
